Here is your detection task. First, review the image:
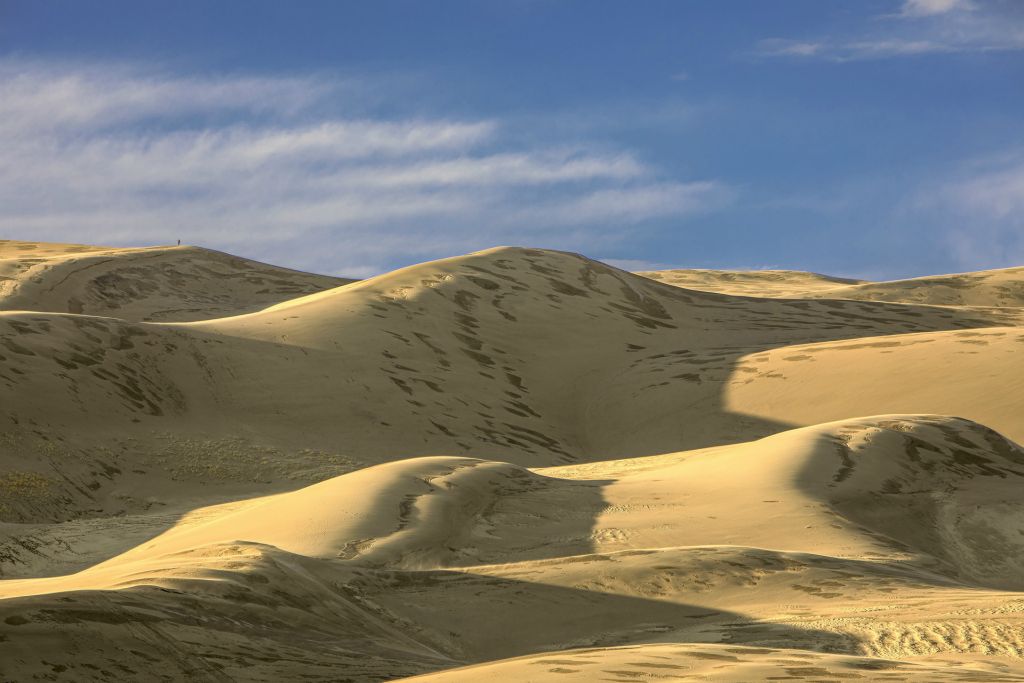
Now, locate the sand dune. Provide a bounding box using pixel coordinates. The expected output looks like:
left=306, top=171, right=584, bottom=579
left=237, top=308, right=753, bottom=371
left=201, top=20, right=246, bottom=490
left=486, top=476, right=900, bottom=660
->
left=641, top=265, right=1024, bottom=307
left=638, top=268, right=866, bottom=297
left=3, top=247, right=1021, bottom=523
left=401, top=644, right=1023, bottom=682
left=0, top=239, right=352, bottom=322
left=4, top=416, right=1024, bottom=680
left=2, top=241, right=1024, bottom=681
left=725, top=327, right=1024, bottom=445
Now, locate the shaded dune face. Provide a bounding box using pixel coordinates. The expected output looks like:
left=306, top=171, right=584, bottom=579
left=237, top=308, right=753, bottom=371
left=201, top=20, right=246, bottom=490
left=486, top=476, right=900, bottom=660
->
left=1, top=241, right=1024, bottom=681
left=806, top=417, right=1024, bottom=590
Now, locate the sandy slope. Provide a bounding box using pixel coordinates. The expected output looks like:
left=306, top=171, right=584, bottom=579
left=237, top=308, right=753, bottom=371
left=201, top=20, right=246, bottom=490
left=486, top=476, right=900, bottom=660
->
left=0, top=239, right=352, bottom=321
left=724, top=327, right=1024, bottom=441
left=2, top=241, right=1024, bottom=681
left=4, top=416, right=1024, bottom=680
left=640, top=265, right=1024, bottom=306
left=401, top=644, right=1024, bottom=682
left=638, top=268, right=866, bottom=297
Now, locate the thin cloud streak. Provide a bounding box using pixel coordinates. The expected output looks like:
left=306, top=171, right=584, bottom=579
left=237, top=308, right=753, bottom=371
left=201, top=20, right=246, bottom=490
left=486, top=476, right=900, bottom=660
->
left=906, top=152, right=1024, bottom=270
left=898, top=0, right=976, bottom=18
left=0, top=61, right=336, bottom=135
left=755, top=0, right=1024, bottom=61
left=949, top=158, right=1024, bottom=220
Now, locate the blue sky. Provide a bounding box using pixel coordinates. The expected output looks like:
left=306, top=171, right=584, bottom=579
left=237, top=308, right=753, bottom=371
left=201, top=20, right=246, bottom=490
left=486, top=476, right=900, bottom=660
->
left=1, top=0, right=1021, bottom=279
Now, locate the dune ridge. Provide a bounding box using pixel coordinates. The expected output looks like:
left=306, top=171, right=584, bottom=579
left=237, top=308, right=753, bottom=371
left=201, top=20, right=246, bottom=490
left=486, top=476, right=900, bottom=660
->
left=0, top=239, right=353, bottom=322
left=640, top=264, right=1024, bottom=307
left=2, top=241, right=1024, bottom=681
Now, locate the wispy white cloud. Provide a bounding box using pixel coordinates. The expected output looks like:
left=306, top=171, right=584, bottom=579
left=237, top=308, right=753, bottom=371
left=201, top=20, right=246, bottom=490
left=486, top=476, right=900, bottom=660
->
left=756, top=0, right=1024, bottom=61
left=756, top=40, right=825, bottom=57
left=331, top=151, right=647, bottom=189
left=0, top=61, right=336, bottom=136
left=906, top=151, right=1024, bottom=269
left=948, top=156, right=1024, bottom=219
left=516, top=182, right=733, bottom=227
left=898, top=0, right=976, bottom=18
left=0, top=60, right=730, bottom=276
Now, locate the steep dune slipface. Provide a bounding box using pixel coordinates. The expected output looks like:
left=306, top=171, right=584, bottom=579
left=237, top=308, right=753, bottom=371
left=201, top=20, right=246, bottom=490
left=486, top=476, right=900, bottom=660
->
left=3, top=241, right=1024, bottom=681
left=818, top=417, right=1024, bottom=589
left=0, top=239, right=352, bottom=321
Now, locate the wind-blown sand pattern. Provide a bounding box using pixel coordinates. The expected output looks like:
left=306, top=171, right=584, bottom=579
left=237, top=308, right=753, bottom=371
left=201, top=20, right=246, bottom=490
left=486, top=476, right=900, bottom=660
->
left=2, top=242, right=1024, bottom=681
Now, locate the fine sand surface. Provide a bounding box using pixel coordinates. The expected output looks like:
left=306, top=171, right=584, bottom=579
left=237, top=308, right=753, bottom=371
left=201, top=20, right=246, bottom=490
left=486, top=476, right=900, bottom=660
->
left=0, top=239, right=353, bottom=322
left=2, top=242, right=1024, bottom=681
left=639, top=265, right=1024, bottom=307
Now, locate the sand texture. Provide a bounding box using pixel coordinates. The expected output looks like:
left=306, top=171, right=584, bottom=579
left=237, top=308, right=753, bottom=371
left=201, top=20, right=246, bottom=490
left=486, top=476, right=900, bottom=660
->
left=639, top=266, right=1024, bottom=307
left=2, top=242, right=1024, bottom=681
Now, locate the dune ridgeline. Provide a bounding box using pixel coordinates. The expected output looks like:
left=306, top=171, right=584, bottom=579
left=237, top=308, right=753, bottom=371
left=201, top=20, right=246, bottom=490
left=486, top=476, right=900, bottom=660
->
left=2, top=238, right=1024, bottom=681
